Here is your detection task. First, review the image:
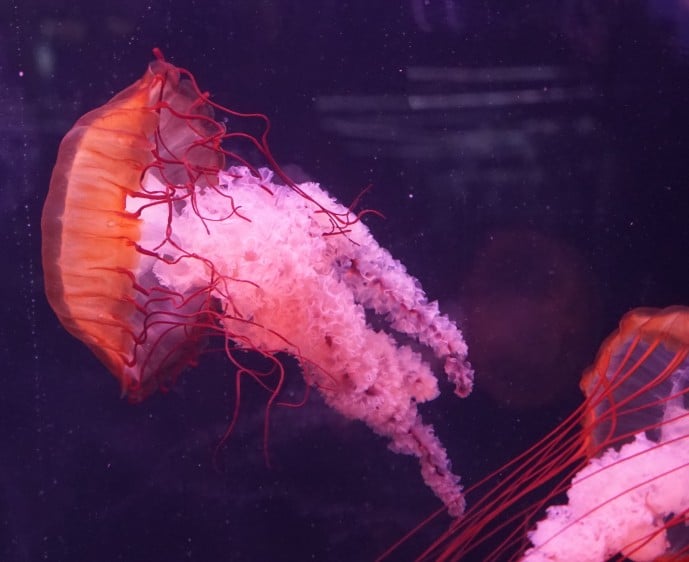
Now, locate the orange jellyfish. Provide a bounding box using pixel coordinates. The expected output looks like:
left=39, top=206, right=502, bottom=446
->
left=40, top=50, right=473, bottom=515
left=408, top=306, right=689, bottom=561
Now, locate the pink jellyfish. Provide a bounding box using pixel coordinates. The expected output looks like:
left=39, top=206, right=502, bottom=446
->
left=40, top=50, right=473, bottom=515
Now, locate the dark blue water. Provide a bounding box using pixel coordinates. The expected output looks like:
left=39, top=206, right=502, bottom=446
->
left=2, top=2, right=689, bottom=561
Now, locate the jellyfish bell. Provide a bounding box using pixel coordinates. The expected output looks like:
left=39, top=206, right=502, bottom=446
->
left=407, top=306, right=689, bottom=562
left=41, top=53, right=222, bottom=400
left=41, top=50, right=473, bottom=515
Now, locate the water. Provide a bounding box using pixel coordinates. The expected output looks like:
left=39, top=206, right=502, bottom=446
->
left=2, top=2, right=689, bottom=560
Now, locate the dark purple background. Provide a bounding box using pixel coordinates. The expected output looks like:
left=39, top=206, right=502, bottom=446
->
left=2, top=1, right=689, bottom=560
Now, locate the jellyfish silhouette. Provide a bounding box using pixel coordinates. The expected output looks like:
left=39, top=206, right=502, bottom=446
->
left=40, top=50, right=473, bottom=516
left=409, top=306, right=689, bottom=561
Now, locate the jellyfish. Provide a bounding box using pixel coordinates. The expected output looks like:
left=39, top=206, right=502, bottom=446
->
left=406, top=306, right=689, bottom=561
left=521, top=306, right=689, bottom=562
left=40, top=50, right=473, bottom=516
